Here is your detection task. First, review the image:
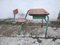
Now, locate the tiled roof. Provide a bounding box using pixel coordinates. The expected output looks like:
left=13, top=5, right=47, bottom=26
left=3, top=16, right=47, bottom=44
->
left=57, top=11, right=60, bottom=20
left=28, top=9, right=49, bottom=16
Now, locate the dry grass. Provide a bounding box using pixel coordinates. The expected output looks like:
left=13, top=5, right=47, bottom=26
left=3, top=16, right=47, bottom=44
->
left=0, top=20, right=44, bottom=37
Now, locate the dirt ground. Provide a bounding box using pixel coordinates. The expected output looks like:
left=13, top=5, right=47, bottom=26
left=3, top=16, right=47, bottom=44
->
left=0, top=21, right=60, bottom=45
left=0, top=23, right=45, bottom=37
left=0, top=22, right=60, bottom=38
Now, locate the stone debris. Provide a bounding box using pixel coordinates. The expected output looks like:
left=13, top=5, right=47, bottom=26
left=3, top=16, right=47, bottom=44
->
left=0, top=37, right=60, bottom=45
left=47, top=27, right=60, bottom=38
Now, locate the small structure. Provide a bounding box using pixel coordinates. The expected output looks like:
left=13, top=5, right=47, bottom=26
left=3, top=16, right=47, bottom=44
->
left=26, top=9, right=49, bottom=38
left=57, top=11, right=60, bottom=20
left=13, top=9, right=27, bottom=35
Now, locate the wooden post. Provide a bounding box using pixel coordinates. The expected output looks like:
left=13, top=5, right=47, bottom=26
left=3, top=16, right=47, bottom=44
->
left=14, top=15, right=15, bottom=21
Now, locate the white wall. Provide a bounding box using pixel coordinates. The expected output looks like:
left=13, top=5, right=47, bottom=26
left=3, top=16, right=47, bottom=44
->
left=0, top=0, right=60, bottom=20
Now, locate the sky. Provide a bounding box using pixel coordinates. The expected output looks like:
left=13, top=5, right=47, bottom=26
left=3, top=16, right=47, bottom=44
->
left=0, top=0, right=60, bottom=21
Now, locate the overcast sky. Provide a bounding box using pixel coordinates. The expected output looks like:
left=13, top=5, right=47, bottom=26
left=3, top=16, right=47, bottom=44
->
left=0, top=0, right=60, bottom=20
